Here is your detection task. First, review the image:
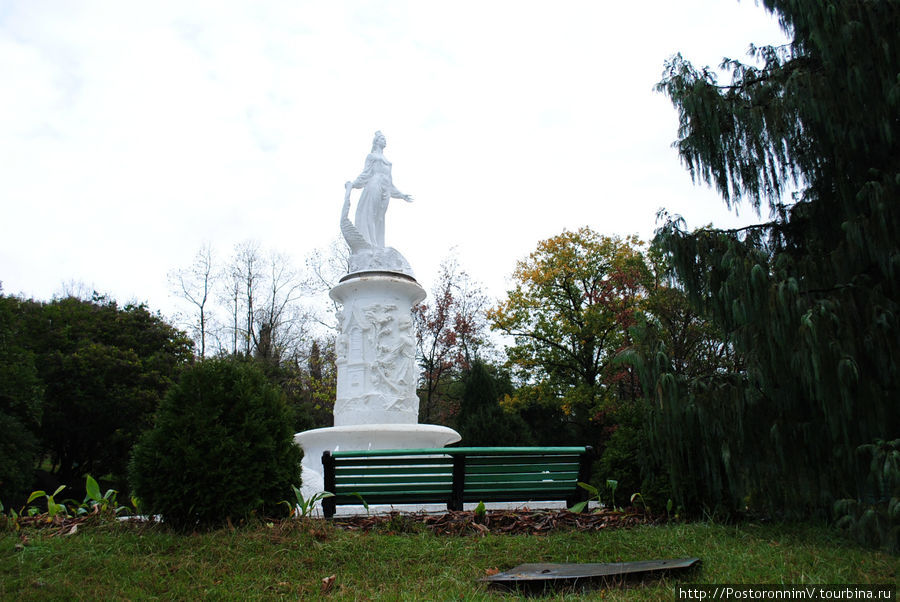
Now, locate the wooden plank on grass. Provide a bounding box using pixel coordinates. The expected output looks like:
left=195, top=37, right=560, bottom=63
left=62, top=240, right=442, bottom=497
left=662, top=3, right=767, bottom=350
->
left=481, top=557, right=701, bottom=584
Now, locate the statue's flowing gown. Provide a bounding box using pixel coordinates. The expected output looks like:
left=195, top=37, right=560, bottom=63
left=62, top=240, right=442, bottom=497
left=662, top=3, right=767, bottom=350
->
left=353, top=152, right=400, bottom=248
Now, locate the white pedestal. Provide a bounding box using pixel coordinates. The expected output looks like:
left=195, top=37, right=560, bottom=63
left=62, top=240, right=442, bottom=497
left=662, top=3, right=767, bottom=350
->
left=294, top=271, right=461, bottom=508
left=330, top=272, right=426, bottom=426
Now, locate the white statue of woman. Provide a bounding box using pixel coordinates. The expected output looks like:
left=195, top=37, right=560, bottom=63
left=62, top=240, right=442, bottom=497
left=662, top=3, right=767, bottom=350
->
left=344, top=131, right=413, bottom=248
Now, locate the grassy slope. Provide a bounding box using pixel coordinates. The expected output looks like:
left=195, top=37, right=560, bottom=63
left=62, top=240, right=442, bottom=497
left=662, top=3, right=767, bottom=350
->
left=1, top=520, right=897, bottom=600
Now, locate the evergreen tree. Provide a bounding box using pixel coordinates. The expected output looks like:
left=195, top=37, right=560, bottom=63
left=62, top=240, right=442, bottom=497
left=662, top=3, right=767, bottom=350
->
left=129, top=358, right=302, bottom=531
left=0, top=294, right=43, bottom=506
left=648, top=1, right=899, bottom=535
left=623, top=244, right=743, bottom=513
left=29, top=295, right=193, bottom=487
left=279, top=338, right=336, bottom=433
left=456, top=361, right=533, bottom=446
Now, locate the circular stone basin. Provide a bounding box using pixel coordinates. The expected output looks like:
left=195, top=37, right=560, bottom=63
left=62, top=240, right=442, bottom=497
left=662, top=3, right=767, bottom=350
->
left=294, top=423, right=461, bottom=501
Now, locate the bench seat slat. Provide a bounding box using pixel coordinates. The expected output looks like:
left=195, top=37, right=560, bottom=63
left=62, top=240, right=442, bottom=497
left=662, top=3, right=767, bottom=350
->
left=334, top=457, right=455, bottom=468
left=335, top=484, right=452, bottom=493
left=463, top=492, right=574, bottom=502
left=465, top=456, right=582, bottom=466
left=334, top=494, right=450, bottom=503
left=464, top=463, right=580, bottom=475
left=464, top=483, right=576, bottom=494
left=465, top=479, right=577, bottom=490
left=335, top=475, right=453, bottom=487
left=335, top=492, right=450, bottom=500
left=335, top=485, right=452, bottom=494
left=336, top=466, right=454, bottom=477
left=464, top=483, right=578, bottom=490
left=465, top=472, right=579, bottom=484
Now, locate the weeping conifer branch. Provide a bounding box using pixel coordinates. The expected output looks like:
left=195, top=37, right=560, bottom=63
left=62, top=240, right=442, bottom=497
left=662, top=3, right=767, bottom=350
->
left=640, top=0, right=900, bottom=544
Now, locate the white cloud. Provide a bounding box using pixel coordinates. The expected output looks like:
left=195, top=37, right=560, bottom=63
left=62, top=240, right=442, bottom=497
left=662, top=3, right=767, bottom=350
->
left=0, top=0, right=788, bottom=313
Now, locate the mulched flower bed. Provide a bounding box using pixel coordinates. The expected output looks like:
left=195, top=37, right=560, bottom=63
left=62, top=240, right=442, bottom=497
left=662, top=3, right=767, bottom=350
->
left=4, top=507, right=662, bottom=539
left=332, top=508, right=661, bottom=535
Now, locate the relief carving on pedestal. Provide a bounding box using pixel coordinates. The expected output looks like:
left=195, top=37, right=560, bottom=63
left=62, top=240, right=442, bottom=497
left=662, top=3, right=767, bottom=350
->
left=334, top=301, right=419, bottom=420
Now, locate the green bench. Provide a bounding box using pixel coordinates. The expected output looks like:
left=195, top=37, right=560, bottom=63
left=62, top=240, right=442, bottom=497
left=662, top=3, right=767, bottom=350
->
left=321, top=446, right=594, bottom=519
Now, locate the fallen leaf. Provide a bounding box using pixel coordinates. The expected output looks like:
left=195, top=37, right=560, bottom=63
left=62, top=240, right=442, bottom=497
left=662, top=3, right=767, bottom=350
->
left=321, top=574, right=336, bottom=594
left=484, top=567, right=500, bottom=576
left=63, top=524, right=78, bottom=536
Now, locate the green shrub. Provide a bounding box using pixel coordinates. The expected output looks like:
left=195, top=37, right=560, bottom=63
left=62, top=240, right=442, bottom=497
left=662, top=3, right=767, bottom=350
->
left=596, top=422, right=644, bottom=502
left=0, top=412, right=39, bottom=508
left=596, top=400, right=672, bottom=513
left=128, top=358, right=301, bottom=531
left=0, top=295, right=43, bottom=507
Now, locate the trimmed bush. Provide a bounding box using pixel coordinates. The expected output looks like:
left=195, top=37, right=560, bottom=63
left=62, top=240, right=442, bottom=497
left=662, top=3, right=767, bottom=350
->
left=128, top=358, right=301, bottom=530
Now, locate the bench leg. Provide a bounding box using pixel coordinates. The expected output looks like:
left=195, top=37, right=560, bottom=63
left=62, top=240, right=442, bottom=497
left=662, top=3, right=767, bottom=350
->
left=322, top=451, right=337, bottom=518
left=323, top=497, right=336, bottom=519
left=449, top=455, right=465, bottom=511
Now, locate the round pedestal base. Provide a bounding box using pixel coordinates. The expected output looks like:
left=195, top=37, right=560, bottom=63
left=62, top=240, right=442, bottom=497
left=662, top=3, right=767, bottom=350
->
left=294, top=423, right=461, bottom=502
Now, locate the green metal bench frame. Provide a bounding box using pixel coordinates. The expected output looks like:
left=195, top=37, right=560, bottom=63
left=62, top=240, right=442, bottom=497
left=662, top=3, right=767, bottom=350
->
left=321, top=446, right=594, bottom=519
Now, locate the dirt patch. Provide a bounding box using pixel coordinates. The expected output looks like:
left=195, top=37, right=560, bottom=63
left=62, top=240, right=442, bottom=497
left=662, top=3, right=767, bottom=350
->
left=331, top=507, right=661, bottom=535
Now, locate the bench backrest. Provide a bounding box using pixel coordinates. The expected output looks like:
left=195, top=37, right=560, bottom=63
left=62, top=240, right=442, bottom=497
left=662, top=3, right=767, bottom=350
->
left=322, top=446, right=593, bottom=517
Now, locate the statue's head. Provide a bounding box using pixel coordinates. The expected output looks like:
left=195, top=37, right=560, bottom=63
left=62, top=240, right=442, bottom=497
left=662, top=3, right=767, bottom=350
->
left=371, top=131, right=386, bottom=152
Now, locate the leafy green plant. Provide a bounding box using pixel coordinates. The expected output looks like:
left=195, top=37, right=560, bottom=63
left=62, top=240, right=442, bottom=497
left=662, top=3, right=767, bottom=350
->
left=281, top=485, right=335, bottom=519
left=348, top=492, right=369, bottom=515
left=473, top=500, right=486, bottom=524
left=78, top=475, right=129, bottom=516
left=376, top=512, right=425, bottom=534
left=663, top=498, right=684, bottom=521
left=606, top=479, right=619, bottom=510
left=26, top=485, right=69, bottom=519
left=571, top=480, right=624, bottom=513
left=834, top=439, right=900, bottom=552
left=0, top=499, right=14, bottom=531
left=630, top=492, right=650, bottom=513
left=570, top=482, right=601, bottom=514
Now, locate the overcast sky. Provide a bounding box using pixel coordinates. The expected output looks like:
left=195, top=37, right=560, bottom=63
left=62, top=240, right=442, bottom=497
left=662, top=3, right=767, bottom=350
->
left=0, top=1, right=789, bottom=325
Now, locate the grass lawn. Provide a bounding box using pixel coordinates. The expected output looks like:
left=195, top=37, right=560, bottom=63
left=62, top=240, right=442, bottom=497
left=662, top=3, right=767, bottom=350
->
left=1, top=517, right=897, bottom=600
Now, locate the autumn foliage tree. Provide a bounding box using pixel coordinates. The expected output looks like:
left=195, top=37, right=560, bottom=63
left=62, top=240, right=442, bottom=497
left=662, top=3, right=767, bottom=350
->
left=489, top=228, right=649, bottom=446
left=414, top=256, right=491, bottom=425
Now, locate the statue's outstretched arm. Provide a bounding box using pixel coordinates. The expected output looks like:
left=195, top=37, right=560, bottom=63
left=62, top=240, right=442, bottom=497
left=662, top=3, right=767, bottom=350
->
left=390, top=183, right=414, bottom=203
